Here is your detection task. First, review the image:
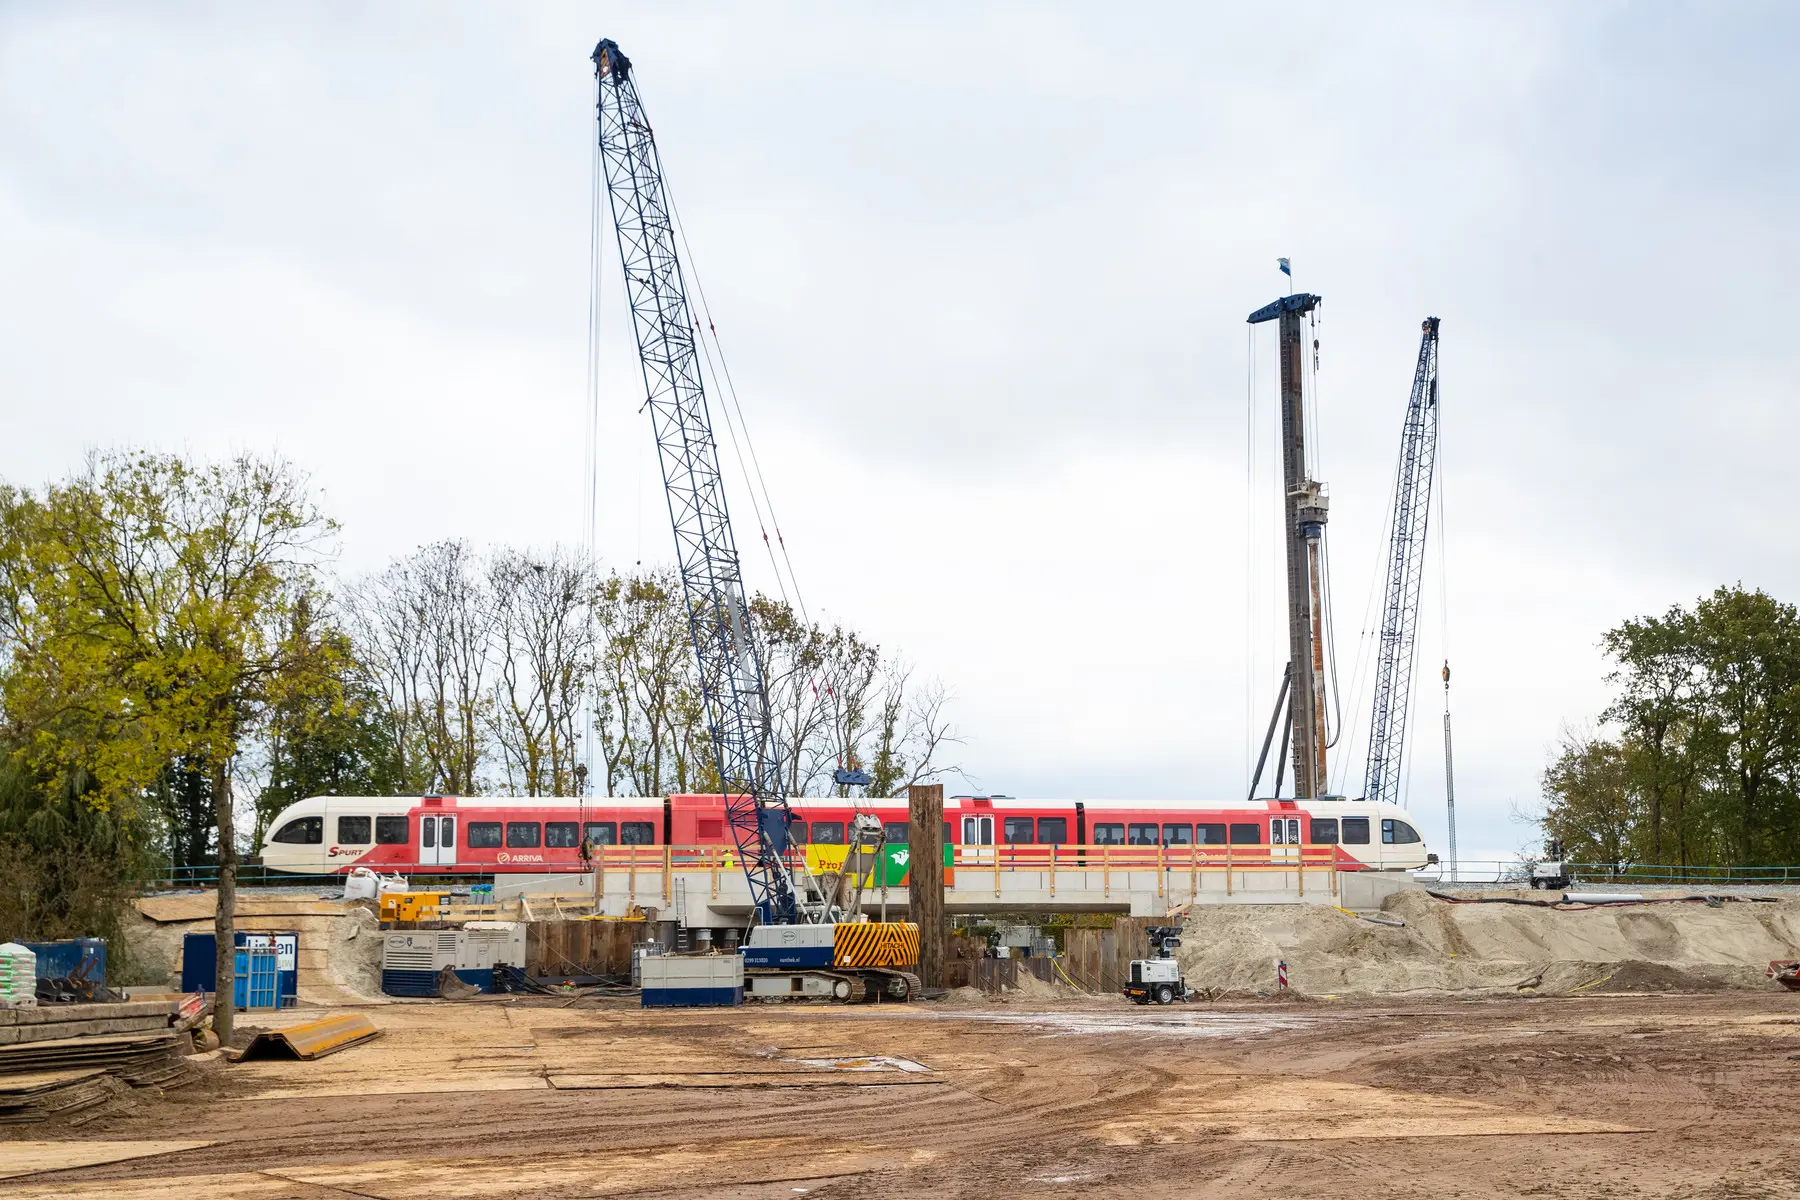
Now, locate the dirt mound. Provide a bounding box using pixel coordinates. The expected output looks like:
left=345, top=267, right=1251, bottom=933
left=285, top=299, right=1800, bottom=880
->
left=326, top=905, right=384, bottom=999
left=120, top=892, right=388, bottom=1002
left=1174, top=891, right=1800, bottom=998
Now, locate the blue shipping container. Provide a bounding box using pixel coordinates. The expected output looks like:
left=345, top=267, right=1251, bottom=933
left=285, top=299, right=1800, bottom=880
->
left=22, top=939, right=105, bottom=986
left=182, top=932, right=299, bottom=1007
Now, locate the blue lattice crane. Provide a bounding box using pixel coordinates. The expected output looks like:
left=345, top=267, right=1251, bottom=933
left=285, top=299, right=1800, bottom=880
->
left=590, top=38, right=799, bottom=926
left=1362, top=318, right=1441, bottom=807
left=590, top=40, right=920, bottom=1000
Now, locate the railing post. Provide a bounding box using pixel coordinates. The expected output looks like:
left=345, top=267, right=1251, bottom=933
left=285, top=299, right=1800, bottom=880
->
left=1226, top=838, right=1233, bottom=896
left=710, top=846, right=719, bottom=900
left=1049, top=843, right=1056, bottom=898
left=1190, top=845, right=1197, bottom=903
left=1103, top=844, right=1110, bottom=898
left=663, top=844, right=672, bottom=906
left=994, top=850, right=1001, bottom=899
left=1157, top=842, right=1165, bottom=898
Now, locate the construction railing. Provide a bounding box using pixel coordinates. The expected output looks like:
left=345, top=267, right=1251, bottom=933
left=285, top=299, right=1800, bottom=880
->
left=1419, top=860, right=1800, bottom=888
left=152, top=842, right=1351, bottom=908
left=574, top=842, right=1349, bottom=908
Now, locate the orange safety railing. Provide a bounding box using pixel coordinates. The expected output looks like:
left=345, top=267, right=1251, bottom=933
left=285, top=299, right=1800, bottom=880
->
left=945, top=842, right=1344, bottom=900
left=567, top=842, right=1350, bottom=906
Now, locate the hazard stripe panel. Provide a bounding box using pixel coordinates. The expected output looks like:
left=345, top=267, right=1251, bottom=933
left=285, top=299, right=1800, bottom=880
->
left=832, top=922, right=920, bottom=969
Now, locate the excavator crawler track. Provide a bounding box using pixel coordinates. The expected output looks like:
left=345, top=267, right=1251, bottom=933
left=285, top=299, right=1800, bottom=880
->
left=861, top=969, right=923, bottom=1002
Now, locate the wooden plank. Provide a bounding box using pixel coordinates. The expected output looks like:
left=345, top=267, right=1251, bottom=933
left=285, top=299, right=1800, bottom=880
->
left=0, top=1139, right=213, bottom=1180
left=0, top=1001, right=175, bottom=1027
left=0, top=1018, right=172, bottom=1046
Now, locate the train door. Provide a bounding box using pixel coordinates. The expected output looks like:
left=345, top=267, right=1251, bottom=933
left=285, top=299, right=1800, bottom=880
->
left=420, top=814, right=457, bottom=868
left=961, top=814, right=994, bottom=865
left=1269, top=816, right=1301, bottom=864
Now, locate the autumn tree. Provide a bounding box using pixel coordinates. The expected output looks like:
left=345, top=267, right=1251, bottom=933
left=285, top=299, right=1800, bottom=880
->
left=488, top=548, right=598, bottom=796
left=0, top=451, right=334, bottom=1042
left=344, top=541, right=493, bottom=794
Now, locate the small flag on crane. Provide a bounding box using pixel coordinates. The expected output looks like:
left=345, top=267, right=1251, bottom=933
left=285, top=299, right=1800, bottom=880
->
left=1278, top=258, right=1291, bottom=277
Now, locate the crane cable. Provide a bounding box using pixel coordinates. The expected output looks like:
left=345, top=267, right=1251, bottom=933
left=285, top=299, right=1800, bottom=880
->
left=655, top=123, right=859, bottom=804
left=1245, top=324, right=1259, bottom=795
left=581, top=93, right=606, bottom=823
left=1305, top=307, right=1343, bottom=756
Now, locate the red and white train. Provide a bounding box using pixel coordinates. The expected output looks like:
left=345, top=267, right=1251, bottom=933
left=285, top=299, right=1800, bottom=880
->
left=257, top=793, right=1431, bottom=875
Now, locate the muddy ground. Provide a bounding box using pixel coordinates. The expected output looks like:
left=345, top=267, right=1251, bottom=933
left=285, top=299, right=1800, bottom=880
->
left=3, top=989, right=1800, bottom=1198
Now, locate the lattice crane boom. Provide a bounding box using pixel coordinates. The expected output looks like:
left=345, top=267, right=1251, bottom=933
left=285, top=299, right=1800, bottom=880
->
left=1362, top=317, right=1441, bottom=806
left=591, top=39, right=802, bottom=924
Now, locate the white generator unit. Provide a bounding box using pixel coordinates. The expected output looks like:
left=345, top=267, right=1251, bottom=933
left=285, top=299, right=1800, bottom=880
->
left=381, top=922, right=525, bottom=997
left=640, top=954, right=744, bottom=1008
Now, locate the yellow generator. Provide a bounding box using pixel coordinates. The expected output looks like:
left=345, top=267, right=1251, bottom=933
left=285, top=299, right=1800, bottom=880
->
left=378, top=892, right=450, bottom=923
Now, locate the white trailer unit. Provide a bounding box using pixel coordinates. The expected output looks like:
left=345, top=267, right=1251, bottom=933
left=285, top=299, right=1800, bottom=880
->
left=381, top=922, right=526, bottom=997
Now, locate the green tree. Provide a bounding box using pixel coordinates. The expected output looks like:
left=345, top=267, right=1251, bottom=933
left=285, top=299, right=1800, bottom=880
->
left=0, top=451, right=334, bottom=1042
left=1554, top=584, right=1800, bottom=871
left=0, top=746, right=148, bottom=955
left=147, top=755, right=216, bottom=876
left=257, top=603, right=404, bottom=845
left=1540, top=729, right=1638, bottom=868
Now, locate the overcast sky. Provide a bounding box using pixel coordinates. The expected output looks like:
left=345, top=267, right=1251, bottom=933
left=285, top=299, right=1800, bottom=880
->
left=4, top=3, right=1796, bottom=863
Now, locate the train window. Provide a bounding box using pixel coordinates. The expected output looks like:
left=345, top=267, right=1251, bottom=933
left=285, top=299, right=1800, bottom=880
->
left=786, top=821, right=807, bottom=846
left=944, top=821, right=953, bottom=846
left=1162, top=824, right=1193, bottom=845
left=1341, top=817, right=1370, bottom=844
left=1195, top=823, right=1227, bottom=845
left=1310, top=818, right=1339, bottom=845
left=1383, top=819, right=1420, bottom=845
left=545, top=822, right=579, bottom=848
left=1093, top=823, right=1125, bottom=845
left=335, top=815, right=370, bottom=845
left=811, top=821, right=846, bottom=845
left=1229, top=823, right=1260, bottom=845
left=884, top=821, right=909, bottom=845
left=468, top=822, right=503, bottom=848
left=621, top=822, right=655, bottom=845
left=584, top=822, right=616, bottom=846
left=1003, top=817, right=1035, bottom=844
left=505, top=822, right=542, bottom=848
left=1038, top=817, right=1068, bottom=844
left=272, top=816, right=322, bottom=845
left=1128, top=823, right=1159, bottom=846
left=375, top=816, right=408, bottom=845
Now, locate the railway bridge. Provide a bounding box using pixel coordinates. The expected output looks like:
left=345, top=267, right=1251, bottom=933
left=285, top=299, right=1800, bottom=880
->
left=489, top=844, right=1412, bottom=929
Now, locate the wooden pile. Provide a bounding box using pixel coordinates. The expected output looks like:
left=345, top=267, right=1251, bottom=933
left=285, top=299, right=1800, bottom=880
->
left=0, top=999, right=204, bottom=1123
left=1062, top=916, right=1153, bottom=993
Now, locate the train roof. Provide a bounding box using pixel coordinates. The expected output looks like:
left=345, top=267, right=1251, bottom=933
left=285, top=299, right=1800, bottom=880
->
left=297, top=795, right=662, bottom=808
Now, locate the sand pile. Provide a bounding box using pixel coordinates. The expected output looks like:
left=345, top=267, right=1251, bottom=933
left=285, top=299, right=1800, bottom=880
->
left=326, top=904, right=384, bottom=999
left=1175, top=890, right=1800, bottom=997
left=1010, top=966, right=1088, bottom=1002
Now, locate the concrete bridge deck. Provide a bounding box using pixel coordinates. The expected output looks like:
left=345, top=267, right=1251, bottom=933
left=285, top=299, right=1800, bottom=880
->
left=486, top=844, right=1412, bottom=927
